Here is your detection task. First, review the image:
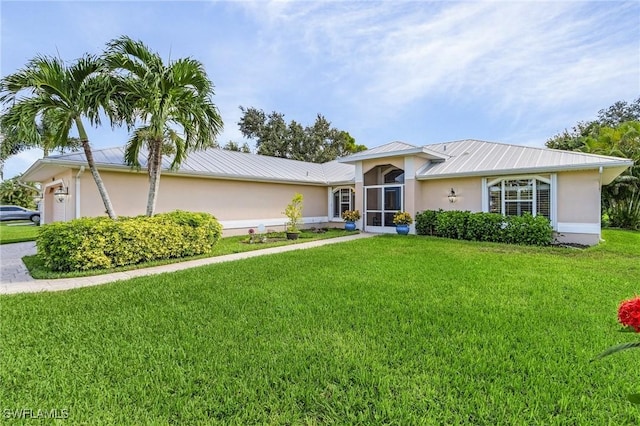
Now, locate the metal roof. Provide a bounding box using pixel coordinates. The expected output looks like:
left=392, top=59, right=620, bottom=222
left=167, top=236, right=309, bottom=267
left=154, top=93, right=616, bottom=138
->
left=339, top=141, right=447, bottom=164
left=22, top=139, right=633, bottom=185
left=25, top=147, right=356, bottom=185
left=414, top=139, right=633, bottom=181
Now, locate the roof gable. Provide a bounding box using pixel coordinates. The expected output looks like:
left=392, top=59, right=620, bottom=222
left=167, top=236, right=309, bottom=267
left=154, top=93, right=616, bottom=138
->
left=339, top=140, right=447, bottom=164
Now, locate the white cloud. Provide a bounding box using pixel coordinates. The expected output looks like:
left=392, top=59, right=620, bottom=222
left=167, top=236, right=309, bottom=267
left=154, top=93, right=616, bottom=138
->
left=238, top=1, right=638, bottom=126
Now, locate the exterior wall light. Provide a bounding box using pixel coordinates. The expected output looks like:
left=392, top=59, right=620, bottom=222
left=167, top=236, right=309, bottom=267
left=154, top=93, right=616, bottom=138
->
left=448, top=188, right=457, bottom=203
left=54, top=186, right=69, bottom=203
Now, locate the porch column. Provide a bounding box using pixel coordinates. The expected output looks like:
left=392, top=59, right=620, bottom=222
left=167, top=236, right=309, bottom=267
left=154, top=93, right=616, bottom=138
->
left=355, top=162, right=364, bottom=230
left=404, top=156, right=419, bottom=234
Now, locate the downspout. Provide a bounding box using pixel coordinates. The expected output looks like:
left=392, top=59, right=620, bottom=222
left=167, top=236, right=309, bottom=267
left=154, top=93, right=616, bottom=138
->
left=75, top=166, right=85, bottom=219
left=598, top=166, right=603, bottom=242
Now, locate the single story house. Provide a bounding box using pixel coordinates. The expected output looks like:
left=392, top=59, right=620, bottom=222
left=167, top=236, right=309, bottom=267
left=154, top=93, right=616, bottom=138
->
left=22, top=139, right=633, bottom=245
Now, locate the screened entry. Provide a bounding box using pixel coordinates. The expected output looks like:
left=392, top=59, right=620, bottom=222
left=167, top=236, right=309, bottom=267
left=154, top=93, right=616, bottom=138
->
left=363, top=165, right=405, bottom=232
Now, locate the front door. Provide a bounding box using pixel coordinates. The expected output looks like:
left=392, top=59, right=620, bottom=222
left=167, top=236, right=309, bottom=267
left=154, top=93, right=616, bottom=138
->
left=364, top=185, right=403, bottom=233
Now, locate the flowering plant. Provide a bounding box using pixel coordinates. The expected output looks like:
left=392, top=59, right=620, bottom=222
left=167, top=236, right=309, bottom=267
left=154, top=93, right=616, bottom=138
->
left=592, top=295, right=640, bottom=405
left=618, top=296, right=640, bottom=332
left=392, top=211, right=413, bottom=225
left=342, top=210, right=361, bottom=222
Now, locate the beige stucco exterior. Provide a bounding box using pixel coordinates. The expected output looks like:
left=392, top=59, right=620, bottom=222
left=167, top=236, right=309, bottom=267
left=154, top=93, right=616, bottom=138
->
left=37, top=164, right=609, bottom=244
left=28, top=142, right=631, bottom=245
left=555, top=170, right=602, bottom=245
left=41, top=168, right=336, bottom=236
left=418, top=177, right=483, bottom=212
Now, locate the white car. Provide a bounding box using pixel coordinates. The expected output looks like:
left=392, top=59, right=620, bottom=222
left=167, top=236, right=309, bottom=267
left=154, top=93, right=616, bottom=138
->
left=0, top=205, right=40, bottom=223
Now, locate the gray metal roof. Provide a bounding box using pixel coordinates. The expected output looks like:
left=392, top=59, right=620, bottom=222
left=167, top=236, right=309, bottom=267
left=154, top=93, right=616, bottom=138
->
left=414, top=139, right=633, bottom=179
left=32, top=147, right=356, bottom=185
left=23, top=139, right=633, bottom=185
left=339, top=141, right=447, bottom=164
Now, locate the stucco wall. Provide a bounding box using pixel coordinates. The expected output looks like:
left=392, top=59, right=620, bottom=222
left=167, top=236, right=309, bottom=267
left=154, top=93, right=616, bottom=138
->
left=556, top=170, right=601, bottom=224
left=555, top=169, right=601, bottom=244
left=41, top=170, right=74, bottom=224
left=77, top=170, right=329, bottom=225
left=418, top=177, right=483, bottom=212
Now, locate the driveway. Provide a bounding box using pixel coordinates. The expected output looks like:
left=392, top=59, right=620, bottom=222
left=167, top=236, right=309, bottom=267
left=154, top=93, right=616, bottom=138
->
left=0, top=241, right=37, bottom=286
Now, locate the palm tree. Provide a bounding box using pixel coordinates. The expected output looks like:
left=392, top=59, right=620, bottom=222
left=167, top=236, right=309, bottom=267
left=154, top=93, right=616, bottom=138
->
left=0, top=55, right=117, bottom=219
left=104, top=36, right=223, bottom=216
left=0, top=112, right=82, bottom=180
left=583, top=121, right=640, bottom=229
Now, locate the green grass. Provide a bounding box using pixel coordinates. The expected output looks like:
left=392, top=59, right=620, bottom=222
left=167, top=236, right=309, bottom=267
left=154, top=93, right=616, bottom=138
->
left=0, top=221, right=39, bottom=244
left=1, top=229, right=639, bottom=424
left=23, top=228, right=356, bottom=279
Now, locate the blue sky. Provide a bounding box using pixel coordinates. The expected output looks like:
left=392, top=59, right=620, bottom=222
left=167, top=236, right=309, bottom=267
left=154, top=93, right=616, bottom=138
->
left=1, top=0, right=639, bottom=179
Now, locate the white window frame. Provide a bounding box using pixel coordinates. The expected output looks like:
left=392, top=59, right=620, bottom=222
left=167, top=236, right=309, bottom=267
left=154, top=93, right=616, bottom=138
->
left=482, top=174, right=557, bottom=229
left=330, top=187, right=355, bottom=220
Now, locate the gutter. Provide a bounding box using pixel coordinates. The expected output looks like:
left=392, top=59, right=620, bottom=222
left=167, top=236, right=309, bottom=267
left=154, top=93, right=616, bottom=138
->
left=415, top=160, right=634, bottom=181
left=75, top=166, right=85, bottom=218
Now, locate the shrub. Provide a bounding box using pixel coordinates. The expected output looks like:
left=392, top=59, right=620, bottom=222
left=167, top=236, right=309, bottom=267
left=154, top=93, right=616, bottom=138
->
left=37, top=211, right=222, bottom=272
left=283, top=193, right=303, bottom=233
left=435, top=210, right=470, bottom=239
left=464, top=212, right=505, bottom=242
left=415, top=210, right=438, bottom=235
left=416, top=210, right=552, bottom=246
left=502, top=213, right=553, bottom=246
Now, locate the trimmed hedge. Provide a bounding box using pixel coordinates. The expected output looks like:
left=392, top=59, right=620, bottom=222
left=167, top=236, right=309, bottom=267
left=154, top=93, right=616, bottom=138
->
left=415, top=210, right=552, bottom=246
left=37, top=211, right=222, bottom=272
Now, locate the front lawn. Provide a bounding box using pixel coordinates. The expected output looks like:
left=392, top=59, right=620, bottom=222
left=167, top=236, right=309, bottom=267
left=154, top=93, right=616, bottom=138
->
left=1, top=230, right=639, bottom=424
left=23, top=228, right=356, bottom=279
left=0, top=221, right=39, bottom=244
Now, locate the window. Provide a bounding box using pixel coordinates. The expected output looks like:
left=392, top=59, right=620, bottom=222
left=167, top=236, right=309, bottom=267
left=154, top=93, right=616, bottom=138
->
left=487, top=176, right=550, bottom=219
left=384, top=169, right=405, bottom=184
left=332, top=188, right=354, bottom=219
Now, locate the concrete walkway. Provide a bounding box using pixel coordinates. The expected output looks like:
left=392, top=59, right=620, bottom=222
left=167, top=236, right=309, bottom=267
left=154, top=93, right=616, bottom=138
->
left=0, top=233, right=375, bottom=295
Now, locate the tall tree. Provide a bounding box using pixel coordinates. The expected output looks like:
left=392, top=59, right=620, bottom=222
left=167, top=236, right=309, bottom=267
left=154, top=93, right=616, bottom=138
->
left=546, top=98, right=640, bottom=151
left=104, top=36, right=223, bottom=216
left=223, top=141, right=251, bottom=153
left=0, top=55, right=117, bottom=218
left=545, top=99, right=640, bottom=229
left=238, top=106, right=366, bottom=163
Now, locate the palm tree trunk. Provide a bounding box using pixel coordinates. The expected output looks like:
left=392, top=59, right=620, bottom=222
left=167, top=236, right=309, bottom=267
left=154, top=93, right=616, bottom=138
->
left=146, top=140, right=163, bottom=216
left=75, top=118, right=117, bottom=220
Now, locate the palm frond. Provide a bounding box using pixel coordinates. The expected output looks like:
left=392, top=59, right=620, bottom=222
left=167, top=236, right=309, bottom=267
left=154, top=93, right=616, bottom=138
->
left=592, top=342, right=640, bottom=361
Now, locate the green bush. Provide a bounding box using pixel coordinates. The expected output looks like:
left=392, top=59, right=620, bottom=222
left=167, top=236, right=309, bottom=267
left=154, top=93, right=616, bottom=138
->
left=464, top=212, right=505, bottom=242
left=37, top=211, right=222, bottom=272
left=415, top=210, right=439, bottom=235
left=435, top=210, right=470, bottom=240
left=415, top=210, right=552, bottom=246
left=503, top=213, right=553, bottom=246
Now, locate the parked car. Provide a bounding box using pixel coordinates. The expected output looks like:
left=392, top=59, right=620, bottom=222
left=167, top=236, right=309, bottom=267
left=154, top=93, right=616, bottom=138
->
left=0, top=205, right=40, bottom=223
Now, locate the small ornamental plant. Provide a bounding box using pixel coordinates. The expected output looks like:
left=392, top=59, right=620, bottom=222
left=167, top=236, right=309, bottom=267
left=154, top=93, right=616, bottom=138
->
left=592, top=295, right=640, bottom=405
left=392, top=211, right=413, bottom=226
left=283, top=193, right=303, bottom=233
left=618, top=296, right=640, bottom=332
left=342, top=210, right=361, bottom=222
